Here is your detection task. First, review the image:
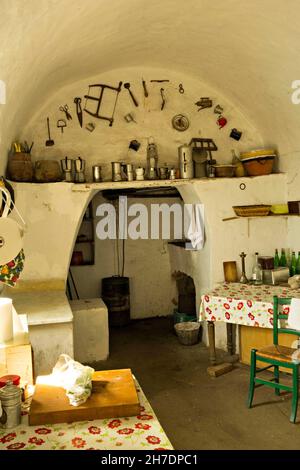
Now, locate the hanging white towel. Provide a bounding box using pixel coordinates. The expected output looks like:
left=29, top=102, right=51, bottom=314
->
left=287, top=298, right=300, bottom=331
left=184, top=204, right=205, bottom=250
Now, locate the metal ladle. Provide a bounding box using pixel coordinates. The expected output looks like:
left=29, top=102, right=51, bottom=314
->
left=45, top=117, right=55, bottom=146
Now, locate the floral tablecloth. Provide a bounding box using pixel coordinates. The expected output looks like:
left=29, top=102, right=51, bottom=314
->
left=0, top=381, right=173, bottom=451
left=200, top=283, right=300, bottom=328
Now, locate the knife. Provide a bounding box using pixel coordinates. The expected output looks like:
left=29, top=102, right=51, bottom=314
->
left=74, top=97, right=83, bottom=128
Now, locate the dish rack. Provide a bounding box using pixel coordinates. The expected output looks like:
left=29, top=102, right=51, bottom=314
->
left=232, top=205, right=272, bottom=217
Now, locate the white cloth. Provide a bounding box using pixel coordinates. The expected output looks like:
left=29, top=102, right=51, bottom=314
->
left=287, top=298, right=300, bottom=331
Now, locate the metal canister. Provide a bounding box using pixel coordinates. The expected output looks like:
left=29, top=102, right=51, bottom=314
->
left=111, top=162, right=122, bottom=182
left=178, top=144, right=194, bottom=179
left=0, top=380, right=22, bottom=429
left=92, top=165, right=102, bottom=182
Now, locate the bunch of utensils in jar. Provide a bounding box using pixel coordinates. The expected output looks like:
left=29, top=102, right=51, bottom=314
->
left=11, top=141, right=34, bottom=154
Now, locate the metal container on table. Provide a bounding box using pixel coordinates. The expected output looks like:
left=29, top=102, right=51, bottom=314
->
left=0, top=380, right=22, bottom=429
left=262, top=267, right=290, bottom=285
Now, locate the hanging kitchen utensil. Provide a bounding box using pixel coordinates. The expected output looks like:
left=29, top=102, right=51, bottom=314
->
left=57, top=119, right=67, bottom=134
left=59, top=104, right=72, bottom=121
left=230, top=128, right=242, bottom=141
left=178, top=83, right=184, bottom=94
left=124, top=113, right=137, bottom=123
left=124, top=83, right=139, bottom=107
left=86, top=122, right=96, bottom=132
left=172, top=114, right=190, bottom=132
left=142, top=79, right=148, bottom=97
left=214, top=104, right=223, bottom=115
left=195, top=97, right=213, bottom=111
left=160, top=88, right=166, bottom=110
left=217, top=116, right=227, bottom=129
left=84, top=81, right=122, bottom=127
left=45, top=117, right=55, bottom=146
left=74, top=97, right=83, bottom=127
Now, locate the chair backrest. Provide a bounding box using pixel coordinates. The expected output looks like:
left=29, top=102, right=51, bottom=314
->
left=273, top=295, right=300, bottom=345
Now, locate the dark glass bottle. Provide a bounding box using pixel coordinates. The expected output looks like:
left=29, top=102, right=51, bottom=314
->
left=274, top=249, right=280, bottom=268
left=291, top=251, right=297, bottom=276
left=279, top=249, right=287, bottom=267
left=296, top=251, right=300, bottom=275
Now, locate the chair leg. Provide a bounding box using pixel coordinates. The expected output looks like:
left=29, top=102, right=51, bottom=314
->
left=274, top=365, right=280, bottom=396
left=290, top=365, right=299, bottom=423
left=247, top=349, right=257, bottom=408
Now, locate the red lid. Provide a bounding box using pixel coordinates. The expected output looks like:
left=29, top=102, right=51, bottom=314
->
left=0, top=375, right=20, bottom=387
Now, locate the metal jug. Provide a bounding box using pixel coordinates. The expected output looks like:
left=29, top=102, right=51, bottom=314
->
left=178, top=144, right=194, bottom=179
left=0, top=380, right=22, bottom=429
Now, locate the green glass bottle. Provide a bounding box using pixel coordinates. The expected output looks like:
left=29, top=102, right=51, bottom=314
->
left=291, top=251, right=297, bottom=276
left=274, top=249, right=280, bottom=268
left=296, top=251, right=300, bottom=274
left=279, top=248, right=287, bottom=267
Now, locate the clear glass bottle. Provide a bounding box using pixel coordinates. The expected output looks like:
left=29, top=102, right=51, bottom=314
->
left=252, top=252, right=263, bottom=285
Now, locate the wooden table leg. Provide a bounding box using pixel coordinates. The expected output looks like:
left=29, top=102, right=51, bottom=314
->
left=207, top=321, right=216, bottom=365
left=226, top=323, right=234, bottom=355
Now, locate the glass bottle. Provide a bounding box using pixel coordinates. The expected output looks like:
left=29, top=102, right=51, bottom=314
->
left=279, top=248, right=287, bottom=267
left=231, top=149, right=245, bottom=177
left=146, top=137, right=158, bottom=180
left=296, top=251, right=300, bottom=274
left=252, top=252, right=263, bottom=285
left=274, top=249, right=280, bottom=268
left=291, top=251, right=297, bottom=276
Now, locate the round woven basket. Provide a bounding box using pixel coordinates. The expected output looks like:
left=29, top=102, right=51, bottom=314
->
left=174, top=321, right=200, bottom=346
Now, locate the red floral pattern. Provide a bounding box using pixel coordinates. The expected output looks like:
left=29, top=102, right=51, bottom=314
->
left=200, top=283, right=296, bottom=329
left=146, top=436, right=161, bottom=445
left=135, top=423, right=151, bottom=430
left=72, top=437, right=86, bottom=448
left=35, top=427, right=51, bottom=435
left=7, top=442, right=25, bottom=450
left=108, top=419, right=122, bottom=429
left=28, top=437, right=44, bottom=445
left=1, top=433, right=16, bottom=444
left=137, top=414, right=153, bottom=421
left=88, top=426, right=101, bottom=435
left=117, top=428, right=134, bottom=435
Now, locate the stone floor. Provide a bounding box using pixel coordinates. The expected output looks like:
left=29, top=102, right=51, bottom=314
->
left=92, top=317, right=300, bottom=450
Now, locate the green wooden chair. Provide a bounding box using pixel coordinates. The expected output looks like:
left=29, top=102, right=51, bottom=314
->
left=248, top=295, right=300, bottom=423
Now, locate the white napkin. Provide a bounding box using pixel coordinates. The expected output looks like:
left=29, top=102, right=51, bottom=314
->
left=287, top=298, right=300, bottom=331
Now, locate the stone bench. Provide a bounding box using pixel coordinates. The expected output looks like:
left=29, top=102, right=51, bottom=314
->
left=70, top=298, right=109, bottom=364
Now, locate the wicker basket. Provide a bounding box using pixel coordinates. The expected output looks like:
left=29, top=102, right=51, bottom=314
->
left=174, top=321, right=200, bottom=345
left=233, top=205, right=271, bottom=217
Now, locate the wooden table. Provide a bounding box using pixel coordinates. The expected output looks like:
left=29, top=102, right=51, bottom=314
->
left=199, top=283, right=299, bottom=364
left=0, top=378, right=173, bottom=451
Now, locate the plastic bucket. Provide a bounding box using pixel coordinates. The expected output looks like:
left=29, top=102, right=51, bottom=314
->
left=173, top=309, right=197, bottom=325
left=174, top=321, right=200, bottom=346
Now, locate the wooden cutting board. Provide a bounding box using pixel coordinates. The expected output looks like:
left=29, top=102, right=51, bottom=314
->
left=29, top=369, right=140, bottom=426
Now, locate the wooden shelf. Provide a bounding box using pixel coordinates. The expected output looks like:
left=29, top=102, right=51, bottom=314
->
left=222, top=214, right=300, bottom=222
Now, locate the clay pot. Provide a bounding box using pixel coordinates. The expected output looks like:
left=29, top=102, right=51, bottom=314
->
left=35, top=160, right=62, bottom=183
left=7, top=153, right=33, bottom=182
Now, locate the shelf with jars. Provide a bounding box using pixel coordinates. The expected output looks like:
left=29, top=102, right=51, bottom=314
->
left=71, top=202, right=95, bottom=266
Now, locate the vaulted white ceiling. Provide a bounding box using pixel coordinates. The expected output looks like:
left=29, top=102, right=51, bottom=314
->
left=1, top=0, right=300, bottom=170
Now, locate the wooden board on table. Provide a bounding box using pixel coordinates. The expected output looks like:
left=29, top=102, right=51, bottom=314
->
left=240, top=326, right=298, bottom=374
left=29, top=369, right=140, bottom=426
